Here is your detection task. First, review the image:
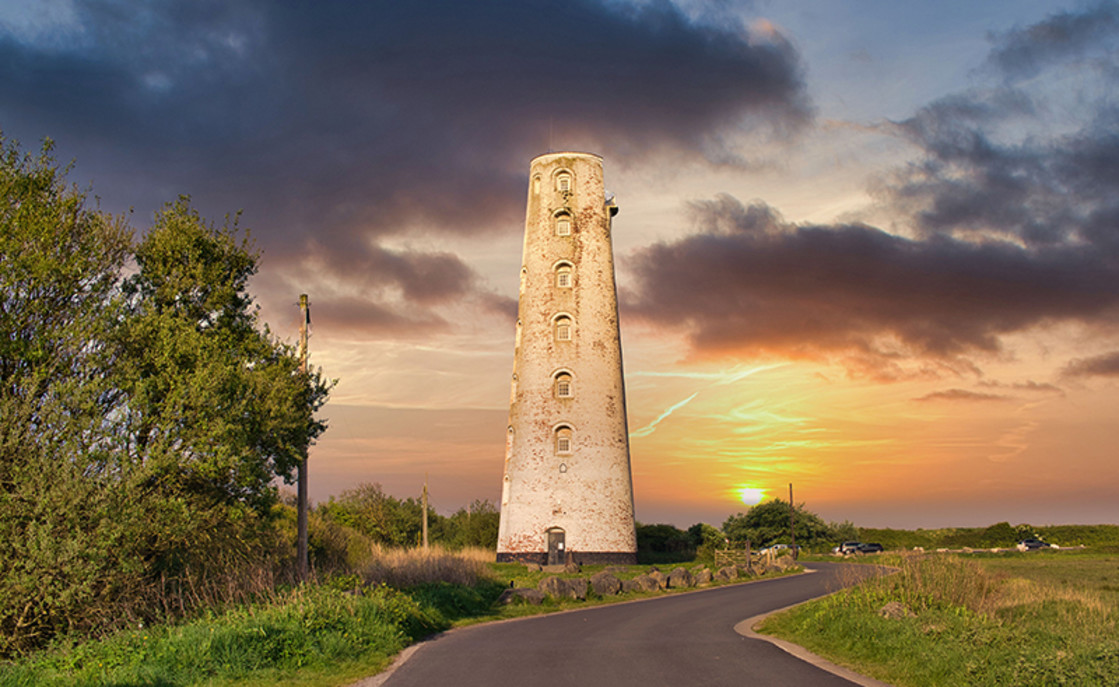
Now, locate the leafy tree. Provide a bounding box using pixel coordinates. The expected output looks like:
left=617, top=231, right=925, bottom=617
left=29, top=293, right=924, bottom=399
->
left=118, top=197, right=329, bottom=511
left=722, top=499, right=835, bottom=551
left=321, top=483, right=432, bottom=547
left=0, top=137, right=137, bottom=655
left=0, top=140, right=330, bottom=655
left=441, top=500, right=500, bottom=549
left=687, top=522, right=727, bottom=558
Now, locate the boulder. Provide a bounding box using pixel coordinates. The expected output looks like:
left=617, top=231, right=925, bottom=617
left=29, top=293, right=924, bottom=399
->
left=498, top=588, right=545, bottom=605
left=667, top=567, right=695, bottom=588
left=715, top=566, right=738, bottom=582
left=563, top=562, right=582, bottom=574
left=773, top=555, right=796, bottom=571
left=523, top=562, right=542, bottom=572
left=538, top=576, right=587, bottom=601
left=590, top=571, right=622, bottom=596
left=648, top=570, right=669, bottom=590
left=694, top=568, right=714, bottom=585
left=624, top=573, right=661, bottom=593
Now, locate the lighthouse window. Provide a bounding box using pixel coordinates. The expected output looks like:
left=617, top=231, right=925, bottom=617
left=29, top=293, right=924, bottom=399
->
left=555, top=373, right=572, bottom=398
left=555, top=215, right=571, bottom=236
left=556, top=173, right=571, bottom=192
left=555, top=427, right=573, bottom=455
left=556, top=264, right=572, bottom=288
left=554, top=316, right=572, bottom=342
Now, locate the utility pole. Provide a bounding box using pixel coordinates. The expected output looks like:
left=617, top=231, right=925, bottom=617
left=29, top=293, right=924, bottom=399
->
left=421, top=473, right=429, bottom=550
left=297, top=294, right=310, bottom=582
left=789, top=482, right=797, bottom=559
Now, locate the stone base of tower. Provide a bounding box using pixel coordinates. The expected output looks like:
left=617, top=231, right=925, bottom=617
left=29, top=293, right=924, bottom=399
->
left=495, top=551, right=638, bottom=566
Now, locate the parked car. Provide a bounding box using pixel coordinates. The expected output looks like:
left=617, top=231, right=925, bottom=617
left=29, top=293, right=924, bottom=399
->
left=836, top=541, right=862, bottom=555
left=760, top=543, right=800, bottom=555
left=857, top=542, right=884, bottom=554
left=1017, top=538, right=1052, bottom=551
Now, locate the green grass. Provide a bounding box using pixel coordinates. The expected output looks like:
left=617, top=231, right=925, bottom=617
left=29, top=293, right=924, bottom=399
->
left=759, top=551, right=1119, bottom=686
left=0, top=584, right=444, bottom=687
left=0, top=555, right=797, bottom=686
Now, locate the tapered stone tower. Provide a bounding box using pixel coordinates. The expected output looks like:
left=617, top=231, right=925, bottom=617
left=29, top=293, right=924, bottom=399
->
left=496, top=152, right=637, bottom=565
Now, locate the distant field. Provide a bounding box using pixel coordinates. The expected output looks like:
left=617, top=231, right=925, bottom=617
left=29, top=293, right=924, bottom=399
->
left=854, top=523, right=1119, bottom=552
left=760, top=549, right=1119, bottom=686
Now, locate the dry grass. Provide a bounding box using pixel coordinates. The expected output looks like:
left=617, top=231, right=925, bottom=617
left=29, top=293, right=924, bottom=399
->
left=359, top=544, right=493, bottom=588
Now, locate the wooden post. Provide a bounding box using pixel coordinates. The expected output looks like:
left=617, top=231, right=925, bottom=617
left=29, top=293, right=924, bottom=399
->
left=788, top=482, right=796, bottom=559
left=297, top=294, right=310, bottom=582
left=422, top=473, right=429, bottom=550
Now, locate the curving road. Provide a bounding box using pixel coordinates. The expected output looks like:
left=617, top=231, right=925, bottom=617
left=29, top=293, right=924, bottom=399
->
left=375, top=562, right=882, bottom=687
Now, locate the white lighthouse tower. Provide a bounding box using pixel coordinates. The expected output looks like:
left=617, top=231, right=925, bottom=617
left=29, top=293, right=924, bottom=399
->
left=496, top=152, right=637, bottom=565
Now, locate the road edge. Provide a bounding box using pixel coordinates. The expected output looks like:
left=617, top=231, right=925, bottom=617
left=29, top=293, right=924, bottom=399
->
left=347, top=566, right=813, bottom=686
left=733, top=566, right=895, bottom=687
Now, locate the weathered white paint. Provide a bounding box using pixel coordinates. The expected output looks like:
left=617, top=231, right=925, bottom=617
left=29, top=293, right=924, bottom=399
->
left=497, top=152, right=637, bottom=563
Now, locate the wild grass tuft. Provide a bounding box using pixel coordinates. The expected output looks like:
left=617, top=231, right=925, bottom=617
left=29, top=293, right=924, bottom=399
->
left=762, top=553, right=1119, bottom=686
left=360, top=544, right=492, bottom=588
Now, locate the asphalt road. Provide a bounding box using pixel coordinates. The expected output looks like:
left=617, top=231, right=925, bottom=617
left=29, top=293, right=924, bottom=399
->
left=377, top=562, right=880, bottom=687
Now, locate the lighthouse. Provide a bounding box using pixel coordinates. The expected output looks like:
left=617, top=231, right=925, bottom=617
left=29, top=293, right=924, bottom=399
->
left=496, top=152, right=637, bottom=565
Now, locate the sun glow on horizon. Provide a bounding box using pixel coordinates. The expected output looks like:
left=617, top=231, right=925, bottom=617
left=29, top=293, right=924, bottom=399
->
left=735, top=486, right=767, bottom=506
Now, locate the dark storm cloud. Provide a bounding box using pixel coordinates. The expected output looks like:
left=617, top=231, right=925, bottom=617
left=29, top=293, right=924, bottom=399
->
left=625, top=5, right=1119, bottom=376
left=0, top=0, right=809, bottom=335
left=307, top=296, right=448, bottom=337
left=985, top=2, right=1119, bottom=81
left=1062, top=351, right=1119, bottom=378
left=624, top=196, right=1119, bottom=366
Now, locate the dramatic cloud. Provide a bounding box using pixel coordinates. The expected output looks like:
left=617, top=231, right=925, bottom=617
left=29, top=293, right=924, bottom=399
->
left=624, top=196, right=1119, bottom=371
left=985, top=2, right=1119, bottom=81
left=914, top=389, right=1008, bottom=403
left=625, top=4, right=1119, bottom=376
left=1062, top=350, right=1119, bottom=378
left=0, top=0, right=809, bottom=334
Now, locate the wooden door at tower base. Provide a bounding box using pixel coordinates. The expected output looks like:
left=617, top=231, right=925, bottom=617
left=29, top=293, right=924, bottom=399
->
left=547, top=528, right=565, bottom=566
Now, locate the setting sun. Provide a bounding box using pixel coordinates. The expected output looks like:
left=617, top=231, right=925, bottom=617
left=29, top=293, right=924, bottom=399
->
left=735, top=486, right=767, bottom=506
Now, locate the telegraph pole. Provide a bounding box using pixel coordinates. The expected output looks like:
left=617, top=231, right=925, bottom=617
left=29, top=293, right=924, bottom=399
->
left=788, top=482, right=797, bottom=559
left=297, top=294, right=310, bottom=582
left=422, top=473, right=429, bottom=550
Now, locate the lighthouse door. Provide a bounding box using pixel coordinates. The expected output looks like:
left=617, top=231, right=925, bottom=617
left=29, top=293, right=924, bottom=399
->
left=546, top=528, right=566, bottom=566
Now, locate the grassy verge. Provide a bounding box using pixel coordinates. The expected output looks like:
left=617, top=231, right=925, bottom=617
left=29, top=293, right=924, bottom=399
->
left=1, top=550, right=796, bottom=687
left=758, top=550, right=1119, bottom=686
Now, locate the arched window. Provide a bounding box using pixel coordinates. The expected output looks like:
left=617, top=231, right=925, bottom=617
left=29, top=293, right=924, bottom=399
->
left=555, top=426, right=573, bottom=455
left=555, top=263, right=572, bottom=288
left=554, top=315, right=572, bottom=342
left=555, top=213, right=571, bottom=236
left=556, top=172, right=571, bottom=193
left=555, top=372, right=573, bottom=398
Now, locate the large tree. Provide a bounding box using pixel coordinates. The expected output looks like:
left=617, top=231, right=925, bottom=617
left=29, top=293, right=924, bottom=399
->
left=0, top=139, right=329, bottom=655
left=119, top=198, right=328, bottom=511
left=722, top=499, right=836, bottom=550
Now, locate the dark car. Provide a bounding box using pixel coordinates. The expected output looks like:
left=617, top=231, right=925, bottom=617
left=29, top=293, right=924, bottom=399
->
left=1017, top=538, right=1051, bottom=550
left=857, top=542, right=884, bottom=554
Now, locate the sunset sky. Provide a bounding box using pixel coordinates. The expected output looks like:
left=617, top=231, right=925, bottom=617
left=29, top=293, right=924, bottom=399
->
left=3, top=0, right=1118, bottom=529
